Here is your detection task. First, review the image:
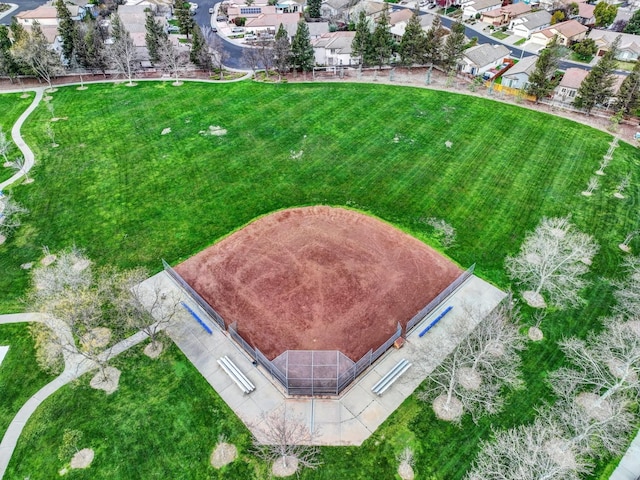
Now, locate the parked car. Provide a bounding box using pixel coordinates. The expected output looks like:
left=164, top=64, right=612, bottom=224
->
left=231, top=26, right=245, bottom=33
left=244, top=34, right=257, bottom=41
left=167, top=25, right=180, bottom=33
left=216, top=15, right=227, bottom=22
left=209, top=7, right=214, bottom=14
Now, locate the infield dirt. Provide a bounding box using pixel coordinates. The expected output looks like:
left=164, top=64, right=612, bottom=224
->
left=175, top=206, right=462, bottom=360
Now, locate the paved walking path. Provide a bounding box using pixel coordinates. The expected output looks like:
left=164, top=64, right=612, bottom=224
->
left=0, top=87, right=43, bottom=193
left=611, top=429, right=640, bottom=480
left=0, top=313, right=149, bottom=478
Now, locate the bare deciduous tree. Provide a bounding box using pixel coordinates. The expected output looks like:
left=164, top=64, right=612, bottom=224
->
left=581, top=177, right=599, bottom=196
left=614, top=256, right=640, bottom=318
left=0, top=126, right=11, bottom=164
left=251, top=407, right=321, bottom=476
left=466, top=419, right=591, bottom=480
left=158, top=37, right=188, bottom=86
left=505, top=217, right=598, bottom=309
left=418, top=299, right=525, bottom=423
left=550, top=318, right=640, bottom=410
left=106, top=267, right=180, bottom=355
left=0, top=194, right=28, bottom=244
left=9, top=156, right=32, bottom=183
left=207, top=33, right=229, bottom=80
left=10, top=22, right=63, bottom=91
left=420, top=217, right=456, bottom=248
left=107, top=14, right=139, bottom=86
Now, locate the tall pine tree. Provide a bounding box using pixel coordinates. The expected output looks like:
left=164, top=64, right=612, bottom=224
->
left=574, top=37, right=620, bottom=114
left=145, top=13, right=167, bottom=64
left=307, top=0, right=321, bottom=19
left=614, top=60, right=640, bottom=116
left=351, top=11, right=372, bottom=67
left=290, top=20, right=314, bottom=73
left=175, top=1, right=194, bottom=38
left=398, top=9, right=425, bottom=69
left=274, top=23, right=291, bottom=79
left=440, top=20, right=465, bottom=74
left=55, top=0, right=77, bottom=64
left=190, top=23, right=207, bottom=66
left=526, top=37, right=561, bottom=102
left=371, top=5, right=394, bottom=68
left=424, top=15, right=444, bottom=83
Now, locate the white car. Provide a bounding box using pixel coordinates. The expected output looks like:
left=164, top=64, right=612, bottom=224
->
left=209, top=7, right=214, bottom=14
left=231, top=26, right=245, bottom=33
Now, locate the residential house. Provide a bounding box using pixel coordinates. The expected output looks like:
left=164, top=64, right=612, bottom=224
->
left=554, top=67, right=627, bottom=108
left=390, top=12, right=435, bottom=42
left=461, top=0, right=502, bottom=20
left=588, top=30, right=640, bottom=62
left=244, top=12, right=300, bottom=37
left=501, top=54, right=538, bottom=89
left=529, top=19, right=588, bottom=47
left=349, top=1, right=388, bottom=22
left=227, top=3, right=280, bottom=22
left=459, top=43, right=510, bottom=76
left=284, top=19, right=329, bottom=41
left=275, top=0, right=303, bottom=14
left=553, top=67, right=588, bottom=103
left=320, top=0, right=349, bottom=20
left=312, top=31, right=357, bottom=65
left=539, top=0, right=587, bottom=12
left=574, top=2, right=595, bottom=25
left=389, top=8, right=414, bottom=26
left=510, top=10, right=551, bottom=39
left=480, top=2, right=531, bottom=27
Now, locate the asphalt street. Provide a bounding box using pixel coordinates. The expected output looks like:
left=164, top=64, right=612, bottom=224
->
left=1, top=0, right=48, bottom=25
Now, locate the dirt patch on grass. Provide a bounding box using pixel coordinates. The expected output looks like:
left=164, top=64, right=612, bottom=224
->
left=210, top=442, right=237, bottom=468
left=528, top=326, right=544, bottom=341
left=272, top=455, right=298, bottom=477
left=90, top=366, right=121, bottom=394
left=144, top=341, right=164, bottom=359
left=70, top=448, right=94, bottom=469
left=433, top=394, right=463, bottom=422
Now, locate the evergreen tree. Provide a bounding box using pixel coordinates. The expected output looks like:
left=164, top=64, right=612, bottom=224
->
left=273, top=23, right=291, bottom=78
left=571, top=38, right=597, bottom=62
left=614, top=60, right=640, bottom=116
left=526, top=37, right=561, bottom=102
left=307, top=0, right=321, bottom=19
left=574, top=37, right=620, bottom=114
left=190, top=23, right=207, bottom=65
left=145, top=12, right=167, bottom=64
left=371, top=5, right=394, bottom=68
left=351, top=11, right=372, bottom=67
left=398, top=9, right=425, bottom=69
left=550, top=10, right=565, bottom=25
left=56, top=0, right=77, bottom=63
left=175, top=1, right=194, bottom=38
left=82, top=14, right=108, bottom=74
left=624, top=9, right=640, bottom=34
left=290, top=20, right=314, bottom=72
left=424, top=15, right=444, bottom=83
left=0, top=25, right=20, bottom=81
left=594, top=1, right=617, bottom=28
left=440, top=20, right=465, bottom=74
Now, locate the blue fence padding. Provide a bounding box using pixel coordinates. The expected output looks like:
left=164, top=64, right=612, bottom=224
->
left=181, top=301, right=213, bottom=334
left=419, top=305, right=453, bottom=338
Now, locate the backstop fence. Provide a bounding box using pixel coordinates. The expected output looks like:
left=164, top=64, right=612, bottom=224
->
left=163, top=259, right=472, bottom=396
left=405, top=263, right=475, bottom=335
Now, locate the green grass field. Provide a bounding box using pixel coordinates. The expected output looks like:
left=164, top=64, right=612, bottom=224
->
left=1, top=81, right=638, bottom=478
left=0, top=92, right=33, bottom=183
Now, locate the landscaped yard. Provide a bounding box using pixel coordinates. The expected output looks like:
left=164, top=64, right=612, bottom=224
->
left=0, top=92, right=34, bottom=184
left=491, top=31, right=509, bottom=40
left=1, top=81, right=638, bottom=478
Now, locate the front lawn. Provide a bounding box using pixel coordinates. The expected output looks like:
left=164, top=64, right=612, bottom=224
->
left=491, top=31, right=509, bottom=40
left=1, top=81, right=638, bottom=478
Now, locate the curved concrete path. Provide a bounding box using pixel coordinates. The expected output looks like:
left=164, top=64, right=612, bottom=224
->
left=0, top=87, right=43, bottom=193
left=0, top=313, right=149, bottom=477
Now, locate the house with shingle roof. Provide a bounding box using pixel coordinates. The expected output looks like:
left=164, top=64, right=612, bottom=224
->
left=312, top=31, right=357, bottom=66
left=459, top=43, right=510, bottom=76
left=553, top=67, right=588, bottom=103
left=510, top=10, right=551, bottom=38
left=461, top=0, right=502, bottom=20
left=529, top=19, right=588, bottom=47
left=501, top=54, right=538, bottom=89
left=480, top=2, right=531, bottom=26
left=575, top=2, right=595, bottom=25
left=589, top=30, right=640, bottom=62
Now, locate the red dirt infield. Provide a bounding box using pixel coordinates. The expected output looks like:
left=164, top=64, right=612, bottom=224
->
left=175, top=206, right=462, bottom=361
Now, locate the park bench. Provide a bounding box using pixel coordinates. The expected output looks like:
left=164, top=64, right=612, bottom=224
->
left=217, top=355, right=256, bottom=394
left=371, top=358, right=411, bottom=396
